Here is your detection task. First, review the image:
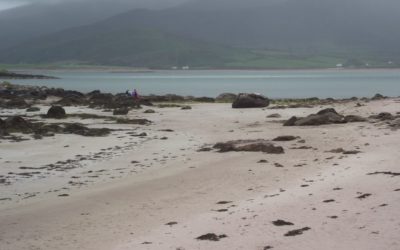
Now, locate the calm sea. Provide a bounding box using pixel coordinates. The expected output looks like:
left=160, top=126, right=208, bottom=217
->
left=8, top=69, right=400, bottom=98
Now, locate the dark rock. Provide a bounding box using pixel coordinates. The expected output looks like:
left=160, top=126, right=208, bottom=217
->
left=113, top=108, right=129, bottom=115
left=56, top=95, right=87, bottom=106
left=88, top=92, right=114, bottom=107
left=196, top=233, right=227, bottom=241
left=143, top=109, right=156, bottom=113
left=284, top=109, right=346, bottom=126
left=284, top=227, right=311, bottom=237
left=369, top=112, right=394, bottom=121
left=47, top=106, right=66, bottom=119
left=181, top=105, right=192, bottom=110
left=267, top=113, right=281, bottom=118
left=367, top=171, right=400, bottom=177
left=272, top=136, right=298, bottom=141
left=4, top=98, right=29, bottom=109
left=344, top=115, right=367, bottom=122
left=115, top=118, right=151, bottom=125
left=356, top=193, right=371, bottom=200
left=283, top=116, right=298, bottom=126
left=112, top=95, right=142, bottom=109
left=194, top=97, right=215, bottom=102
left=3, top=116, right=33, bottom=133
left=317, top=108, right=339, bottom=115
left=216, top=93, right=237, bottom=102
left=145, top=94, right=185, bottom=103
left=295, top=113, right=345, bottom=126
left=343, top=150, right=361, bottom=155
left=388, top=118, right=400, bottom=130
left=26, top=107, right=40, bottom=112
left=272, top=220, right=294, bottom=226
left=213, top=139, right=284, bottom=154
left=63, top=123, right=110, bottom=137
left=372, top=93, right=386, bottom=100
left=232, top=93, right=270, bottom=109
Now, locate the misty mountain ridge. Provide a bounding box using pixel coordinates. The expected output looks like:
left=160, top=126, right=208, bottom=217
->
left=0, top=0, right=399, bottom=68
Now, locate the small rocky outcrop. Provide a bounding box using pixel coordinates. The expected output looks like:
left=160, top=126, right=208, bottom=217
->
left=63, top=123, right=110, bottom=137
left=88, top=92, right=114, bottom=107
left=3, top=98, right=30, bottom=109
left=145, top=94, right=185, bottom=103
left=47, top=106, right=66, bottom=119
left=56, top=95, right=87, bottom=106
left=213, top=139, right=284, bottom=154
left=194, top=97, right=215, bottom=102
left=143, top=109, right=156, bottom=114
left=232, top=93, right=270, bottom=109
left=284, top=108, right=346, bottom=126
left=216, top=93, right=237, bottom=103
left=371, top=93, right=386, bottom=100
left=1, top=116, right=33, bottom=133
left=344, top=115, right=367, bottom=123
left=369, top=112, right=394, bottom=121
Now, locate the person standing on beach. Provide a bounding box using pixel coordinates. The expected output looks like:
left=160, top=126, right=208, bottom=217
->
left=132, top=88, right=140, bottom=107
left=132, top=89, right=138, bottom=99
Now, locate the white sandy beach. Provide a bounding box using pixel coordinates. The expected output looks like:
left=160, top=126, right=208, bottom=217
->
left=1, top=99, right=400, bottom=250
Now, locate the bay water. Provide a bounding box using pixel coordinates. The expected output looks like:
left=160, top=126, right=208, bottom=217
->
left=9, top=69, right=400, bottom=98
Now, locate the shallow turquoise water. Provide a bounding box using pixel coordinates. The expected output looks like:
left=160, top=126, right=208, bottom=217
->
left=9, top=69, right=400, bottom=98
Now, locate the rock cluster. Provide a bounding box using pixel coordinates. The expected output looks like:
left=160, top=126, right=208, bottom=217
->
left=284, top=108, right=367, bottom=126
left=213, top=139, right=284, bottom=154
left=232, top=93, right=270, bottom=108
left=0, top=116, right=110, bottom=138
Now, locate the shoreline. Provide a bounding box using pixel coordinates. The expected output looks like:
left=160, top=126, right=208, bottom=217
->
left=7, top=67, right=400, bottom=73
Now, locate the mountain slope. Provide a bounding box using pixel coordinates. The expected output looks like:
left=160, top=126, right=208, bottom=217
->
left=92, top=0, right=400, bottom=54
left=1, top=0, right=400, bottom=68
left=0, top=0, right=187, bottom=50
left=0, top=25, right=252, bottom=68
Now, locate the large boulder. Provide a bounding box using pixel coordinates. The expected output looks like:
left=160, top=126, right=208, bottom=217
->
left=47, top=106, right=66, bottom=119
left=213, top=139, right=284, bottom=154
left=232, top=93, right=270, bottom=108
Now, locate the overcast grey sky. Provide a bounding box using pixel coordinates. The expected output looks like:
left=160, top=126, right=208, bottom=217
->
left=0, top=0, right=26, bottom=10
left=0, top=0, right=192, bottom=11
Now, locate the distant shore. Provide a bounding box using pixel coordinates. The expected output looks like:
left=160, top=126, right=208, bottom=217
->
left=0, top=70, right=58, bottom=80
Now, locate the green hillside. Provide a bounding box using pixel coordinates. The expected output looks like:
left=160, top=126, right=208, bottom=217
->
left=0, top=26, right=251, bottom=69
left=0, top=25, right=397, bottom=69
